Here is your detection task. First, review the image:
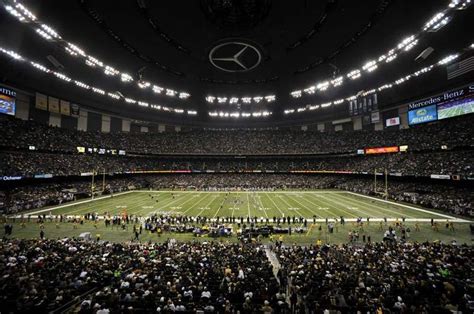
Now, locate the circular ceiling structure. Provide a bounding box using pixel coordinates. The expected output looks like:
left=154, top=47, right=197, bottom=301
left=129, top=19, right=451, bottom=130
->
left=209, top=41, right=262, bottom=72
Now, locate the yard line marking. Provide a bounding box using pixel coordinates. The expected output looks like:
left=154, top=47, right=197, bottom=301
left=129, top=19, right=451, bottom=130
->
left=246, top=193, right=251, bottom=218
left=264, top=193, right=285, bottom=217
left=285, top=194, right=322, bottom=218
left=278, top=194, right=306, bottom=218
left=306, top=193, right=356, bottom=218
left=133, top=190, right=344, bottom=194
left=164, top=193, right=205, bottom=215
left=182, top=193, right=212, bottom=215
left=195, top=196, right=219, bottom=218
left=24, top=191, right=135, bottom=215
left=345, top=192, right=460, bottom=219
left=212, top=195, right=228, bottom=219
left=336, top=192, right=416, bottom=219
left=134, top=193, right=184, bottom=215
left=318, top=193, right=384, bottom=218
left=255, top=193, right=269, bottom=219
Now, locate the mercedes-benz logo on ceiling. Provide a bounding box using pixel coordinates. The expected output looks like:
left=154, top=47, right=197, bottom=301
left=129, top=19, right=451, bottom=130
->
left=209, top=41, right=262, bottom=72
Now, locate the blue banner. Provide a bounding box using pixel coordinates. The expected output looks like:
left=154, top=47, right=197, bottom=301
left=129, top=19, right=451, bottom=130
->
left=408, top=104, right=438, bottom=125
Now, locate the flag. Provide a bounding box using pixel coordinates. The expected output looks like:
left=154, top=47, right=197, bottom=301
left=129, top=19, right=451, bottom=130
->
left=447, top=56, right=474, bottom=80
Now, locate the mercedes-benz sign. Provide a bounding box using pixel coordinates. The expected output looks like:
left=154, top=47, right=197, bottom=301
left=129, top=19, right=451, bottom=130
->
left=209, top=41, right=262, bottom=72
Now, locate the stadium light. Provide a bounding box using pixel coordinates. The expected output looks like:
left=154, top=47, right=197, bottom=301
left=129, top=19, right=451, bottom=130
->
left=41, top=24, right=61, bottom=39
left=153, top=85, right=164, bottom=94
left=265, top=95, right=276, bottom=102
left=331, top=76, right=343, bottom=87
left=287, top=0, right=465, bottom=99
left=107, top=92, right=120, bottom=100
left=121, top=73, right=133, bottom=82
left=206, top=96, right=216, bottom=103
left=179, top=92, right=190, bottom=99
left=229, top=97, right=239, bottom=104
left=14, top=3, right=36, bottom=21
left=362, top=60, right=378, bottom=72
left=30, top=61, right=50, bottom=72
left=53, top=72, right=71, bottom=82
left=36, top=28, right=52, bottom=40
left=347, top=69, right=361, bottom=80
left=104, top=66, right=119, bottom=76
left=3, top=1, right=191, bottom=99
left=0, top=44, right=194, bottom=116
left=438, top=54, right=459, bottom=65
left=316, top=81, right=329, bottom=91
left=74, top=81, right=90, bottom=89
left=4, top=5, right=26, bottom=22
left=291, top=90, right=302, bottom=98
left=304, top=86, right=316, bottom=94
left=138, top=81, right=151, bottom=88
left=166, top=89, right=177, bottom=96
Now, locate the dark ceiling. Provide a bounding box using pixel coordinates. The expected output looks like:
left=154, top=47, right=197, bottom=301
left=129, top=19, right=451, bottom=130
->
left=0, top=0, right=472, bottom=127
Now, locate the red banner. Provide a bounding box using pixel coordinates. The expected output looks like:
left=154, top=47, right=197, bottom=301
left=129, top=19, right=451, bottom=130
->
left=365, top=146, right=399, bottom=154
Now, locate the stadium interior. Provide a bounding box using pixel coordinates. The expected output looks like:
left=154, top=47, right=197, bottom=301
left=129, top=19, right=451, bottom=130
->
left=0, top=0, right=473, bottom=312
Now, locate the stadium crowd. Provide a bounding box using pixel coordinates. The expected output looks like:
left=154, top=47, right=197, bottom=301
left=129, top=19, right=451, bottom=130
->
left=275, top=242, right=474, bottom=313
left=0, top=238, right=472, bottom=313
left=0, top=114, right=472, bottom=155
left=0, top=239, right=277, bottom=313
left=1, top=150, right=472, bottom=177
left=2, top=174, right=472, bottom=217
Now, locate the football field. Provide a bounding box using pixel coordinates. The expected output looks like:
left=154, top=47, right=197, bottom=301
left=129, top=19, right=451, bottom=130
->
left=24, top=190, right=469, bottom=222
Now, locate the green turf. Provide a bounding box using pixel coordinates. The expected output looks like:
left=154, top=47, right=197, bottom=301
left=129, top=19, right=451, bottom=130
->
left=4, top=221, right=473, bottom=245
left=6, top=190, right=471, bottom=245
left=23, top=190, right=464, bottom=220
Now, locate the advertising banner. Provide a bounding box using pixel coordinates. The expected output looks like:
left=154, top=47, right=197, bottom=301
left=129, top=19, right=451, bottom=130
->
left=0, top=87, right=16, bottom=116
left=365, top=146, right=399, bottom=154
left=385, top=117, right=400, bottom=127
left=408, top=105, right=437, bottom=125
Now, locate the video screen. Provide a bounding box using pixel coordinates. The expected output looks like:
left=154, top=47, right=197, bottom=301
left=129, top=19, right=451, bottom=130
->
left=408, top=104, right=437, bottom=125
left=437, top=96, right=474, bottom=120
left=0, top=94, right=15, bottom=116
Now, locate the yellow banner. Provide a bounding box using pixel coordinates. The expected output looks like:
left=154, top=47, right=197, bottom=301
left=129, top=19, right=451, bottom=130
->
left=60, top=100, right=70, bottom=116
left=35, top=92, right=48, bottom=110
left=48, top=96, right=60, bottom=113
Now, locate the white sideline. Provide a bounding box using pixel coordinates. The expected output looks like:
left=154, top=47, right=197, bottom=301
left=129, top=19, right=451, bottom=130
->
left=345, top=191, right=462, bottom=220
left=22, top=191, right=135, bottom=216
left=133, top=190, right=345, bottom=194
left=7, top=215, right=470, bottom=223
